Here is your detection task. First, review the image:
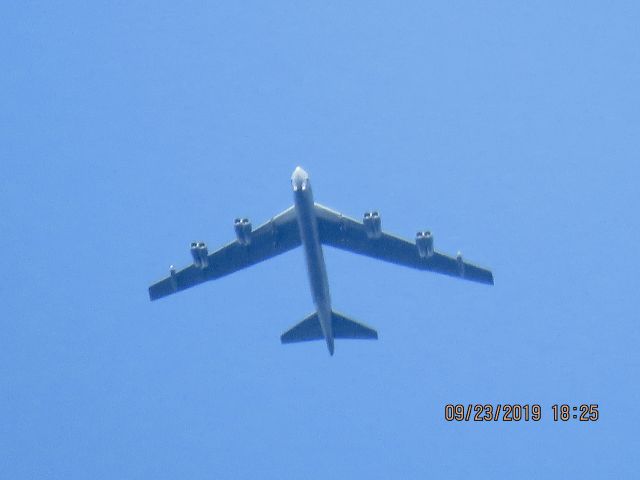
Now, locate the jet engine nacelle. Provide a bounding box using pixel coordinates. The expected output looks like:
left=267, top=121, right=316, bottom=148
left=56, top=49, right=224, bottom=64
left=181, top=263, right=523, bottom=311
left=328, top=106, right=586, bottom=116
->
left=416, top=231, right=434, bottom=258
left=363, top=211, right=382, bottom=239
left=234, top=218, right=252, bottom=246
left=190, top=241, right=209, bottom=268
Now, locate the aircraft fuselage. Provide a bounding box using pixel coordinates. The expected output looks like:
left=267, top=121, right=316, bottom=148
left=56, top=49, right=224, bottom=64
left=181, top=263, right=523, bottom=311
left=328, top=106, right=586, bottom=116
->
left=292, top=167, right=334, bottom=354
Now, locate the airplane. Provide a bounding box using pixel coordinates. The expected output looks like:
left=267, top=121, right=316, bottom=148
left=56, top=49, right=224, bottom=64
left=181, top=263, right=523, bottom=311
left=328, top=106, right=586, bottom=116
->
left=149, top=166, right=494, bottom=355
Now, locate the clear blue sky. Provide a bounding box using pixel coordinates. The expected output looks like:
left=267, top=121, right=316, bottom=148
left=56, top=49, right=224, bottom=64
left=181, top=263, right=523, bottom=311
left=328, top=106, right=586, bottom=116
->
left=2, top=1, right=639, bottom=478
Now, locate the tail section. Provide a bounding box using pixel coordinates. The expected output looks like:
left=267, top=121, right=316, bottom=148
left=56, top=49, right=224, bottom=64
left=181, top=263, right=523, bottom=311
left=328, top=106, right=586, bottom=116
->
left=280, top=312, right=324, bottom=344
left=280, top=310, right=377, bottom=354
left=331, top=311, right=378, bottom=340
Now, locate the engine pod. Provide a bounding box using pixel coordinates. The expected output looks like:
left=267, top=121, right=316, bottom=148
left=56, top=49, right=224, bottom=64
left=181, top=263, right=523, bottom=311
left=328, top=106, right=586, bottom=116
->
left=190, top=242, right=201, bottom=266
left=197, top=242, right=209, bottom=268
left=190, top=241, right=208, bottom=268
left=416, top=231, right=434, bottom=258
left=363, top=211, right=382, bottom=239
left=234, top=218, right=252, bottom=246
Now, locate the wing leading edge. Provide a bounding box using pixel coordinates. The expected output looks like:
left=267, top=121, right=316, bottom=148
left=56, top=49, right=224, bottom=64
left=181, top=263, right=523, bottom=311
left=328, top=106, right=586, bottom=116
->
left=314, top=203, right=494, bottom=285
left=149, top=206, right=300, bottom=300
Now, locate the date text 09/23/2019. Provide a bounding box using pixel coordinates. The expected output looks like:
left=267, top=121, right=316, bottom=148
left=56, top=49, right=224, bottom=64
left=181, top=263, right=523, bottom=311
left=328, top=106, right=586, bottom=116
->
left=444, top=404, right=599, bottom=422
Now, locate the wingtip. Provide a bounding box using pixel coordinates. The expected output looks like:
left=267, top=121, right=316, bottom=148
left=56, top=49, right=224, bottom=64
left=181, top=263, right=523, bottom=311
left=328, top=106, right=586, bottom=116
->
left=148, top=285, right=165, bottom=301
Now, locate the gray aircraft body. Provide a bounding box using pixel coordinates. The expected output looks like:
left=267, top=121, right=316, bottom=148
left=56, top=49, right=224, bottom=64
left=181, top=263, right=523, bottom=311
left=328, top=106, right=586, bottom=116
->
left=149, top=167, right=494, bottom=355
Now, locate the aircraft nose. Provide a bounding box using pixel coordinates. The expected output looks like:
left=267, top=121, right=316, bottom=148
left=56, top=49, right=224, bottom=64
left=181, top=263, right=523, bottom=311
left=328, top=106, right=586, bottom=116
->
left=291, top=166, right=309, bottom=190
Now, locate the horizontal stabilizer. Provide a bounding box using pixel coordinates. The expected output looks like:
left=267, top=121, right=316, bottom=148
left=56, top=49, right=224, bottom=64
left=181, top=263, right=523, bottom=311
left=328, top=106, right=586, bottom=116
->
left=331, top=311, right=378, bottom=340
left=280, top=311, right=378, bottom=344
left=281, top=312, right=323, bottom=343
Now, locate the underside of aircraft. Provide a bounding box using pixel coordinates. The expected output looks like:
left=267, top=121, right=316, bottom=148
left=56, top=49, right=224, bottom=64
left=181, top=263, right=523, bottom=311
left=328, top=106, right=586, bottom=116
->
left=149, top=167, right=493, bottom=355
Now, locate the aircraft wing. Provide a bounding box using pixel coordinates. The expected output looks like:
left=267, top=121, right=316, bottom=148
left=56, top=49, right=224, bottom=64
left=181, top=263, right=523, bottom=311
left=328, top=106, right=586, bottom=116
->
left=314, top=204, right=494, bottom=285
left=149, top=206, right=300, bottom=300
